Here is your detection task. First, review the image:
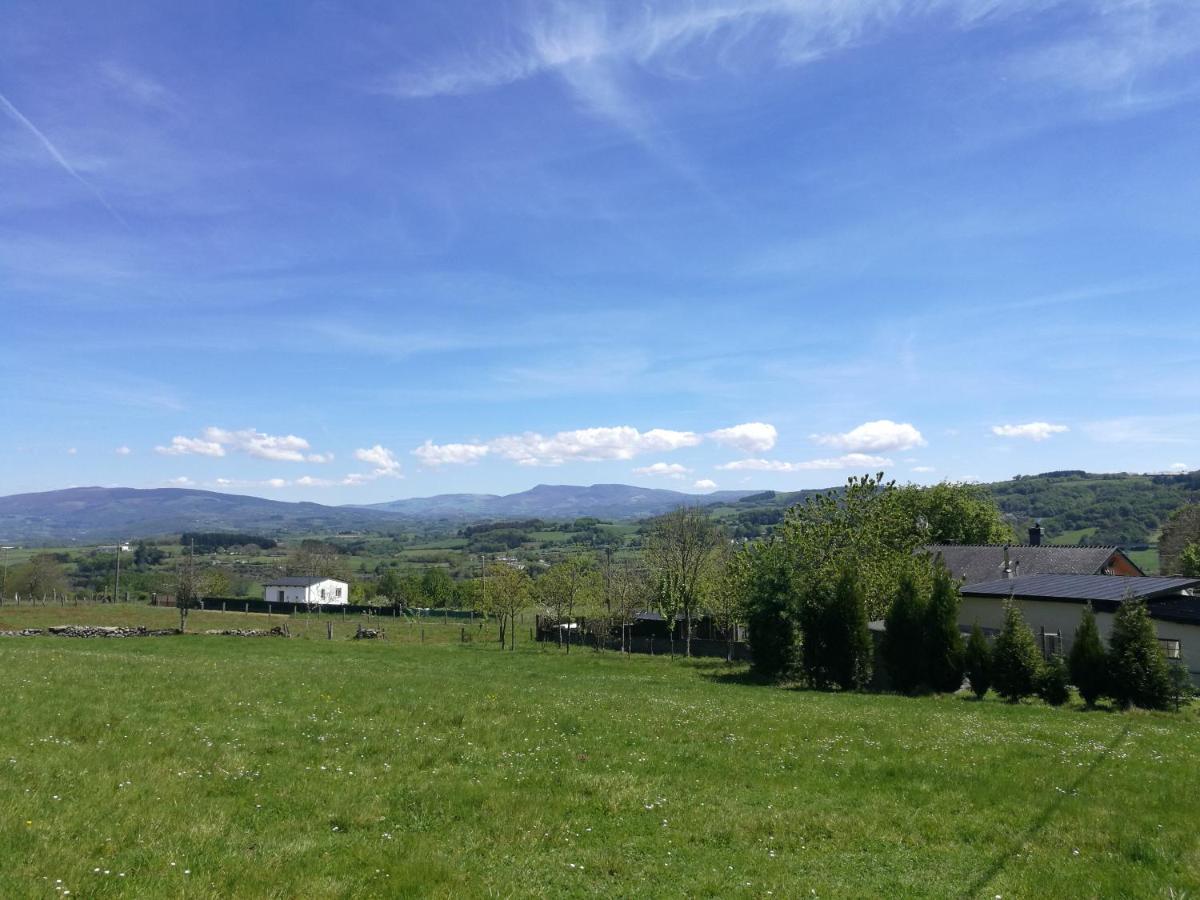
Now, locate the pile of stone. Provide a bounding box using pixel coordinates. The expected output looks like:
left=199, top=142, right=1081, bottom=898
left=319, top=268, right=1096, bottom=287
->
left=203, top=625, right=290, bottom=637
left=46, top=625, right=178, bottom=638
left=353, top=626, right=383, bottom=640
left=0, top=629, right=44, bottom=637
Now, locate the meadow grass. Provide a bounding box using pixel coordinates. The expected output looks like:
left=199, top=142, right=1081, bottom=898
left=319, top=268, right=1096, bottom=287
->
left=1, top=605, right=1197, bottom=898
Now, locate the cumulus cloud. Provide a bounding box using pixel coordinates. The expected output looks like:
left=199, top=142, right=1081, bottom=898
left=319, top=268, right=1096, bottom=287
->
left=694, top=478, right=718, bottom=491
left=707, top=422, right=778, bottom=453
left=296, top=475, right=337, bottom=487
left=156, top=435, right=226, bottom=457
left=632, top=462, right=691, bottom=479
left=155, top=426, right=332, bottom=462
left=166, top=476, right=194, bottom=487
left=412, top=440, right=491, bottom=467
left=488, top=426, right=701, bottom=466
left=812, top=420, right=926, bottom=453
left=341, top=444, right=404, bottom=485
left=991, top=422, right=1069, bottom=441
left=115, top=445, right=132, bottom=456
left=717, top=453, right=892, bottom=472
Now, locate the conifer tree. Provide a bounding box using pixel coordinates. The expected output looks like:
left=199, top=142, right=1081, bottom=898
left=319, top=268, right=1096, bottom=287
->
left=799, top=568, right=871, bottom=691
left=992, top=600, right=1043, bottom=702
left=1108, top=595, right=1172, bottom=710
left=1068, top=605, right=1108, bottom=707
left=964, top=624, right=992, bottom=699
left=924, top=564, right=965, bottom=693
left=1037, top=654, right=1070, bottom=706
left=882, top=571, right=927, bottom=693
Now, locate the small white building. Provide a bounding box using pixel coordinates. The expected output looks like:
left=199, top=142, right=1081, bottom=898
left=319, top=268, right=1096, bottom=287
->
left=263, top=576, right=349, bottom=606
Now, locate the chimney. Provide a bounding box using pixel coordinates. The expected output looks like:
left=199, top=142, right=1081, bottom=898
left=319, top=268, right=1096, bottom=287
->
left=1002, top=545, right=1012, bottom=579
left=1028, top=522, right=1044, bottom=547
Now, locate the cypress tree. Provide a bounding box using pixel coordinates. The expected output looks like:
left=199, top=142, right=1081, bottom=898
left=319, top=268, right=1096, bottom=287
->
left=924, top=564, right=966, bottom=693
left=798, top=578, right=834, bottom=689
left=1068, top=605, right=1108, bottom=707
left=1108, top=595, right=1172, bottom=710
left=992, top=600, right=1043, bottom=702
left=964, top=624, right=992, bottom=699
left=799, top=568, right=872, bottom=691
left=1037, top=654, right=1071, bottom=706
left=882, top=571, right=928, bottom=693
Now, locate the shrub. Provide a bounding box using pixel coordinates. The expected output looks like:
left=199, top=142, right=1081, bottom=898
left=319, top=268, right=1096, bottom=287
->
left=1037, top=655, right=1071, bottom=706
left=924, top=565, right=965, bottom=693
left=992, top=600, right=1043, bottom=702
left=1068, top=605, right=1108, bottom=707
left=1108, top=595, right=1172, bottom=710
left=964, top=624, right=992, bottom=699
left=882, top=572, right=927, bottom=693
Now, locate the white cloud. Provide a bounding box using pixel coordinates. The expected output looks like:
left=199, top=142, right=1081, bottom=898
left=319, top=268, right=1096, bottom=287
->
left=167, top=476, right=194, bottom=487
left=693, top=478, right=718, bottom=491
left=911, top=465, right=936, bottom=474
left=812, top=420, right=926, bottom=453
left=991, top=422, right=1069, bottom=442
left=155, top=426, right=331, bottom=462
left=412, top=440, right=491, bottom=467
left=156, top=435, right=226, bottom=457
left=264, top=478, right=288, bottom=489
left=707, top=422, right=778, bottom=453
left=489, top=426, right=700, bottom=466
left=345, top=444, right=404, bottom=484
left=633, top=462, right=691, bottom=480
left=1167, top=462, right=1191, bottom=473
left=717, top=453, right=892, bottom=472
left=296, top=475, right=336, bottom=487
left=114, top=445, right=132, bottom=456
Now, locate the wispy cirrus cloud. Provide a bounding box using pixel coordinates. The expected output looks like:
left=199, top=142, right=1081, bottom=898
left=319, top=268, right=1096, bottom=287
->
left=0, top=90, right=127, bottom=226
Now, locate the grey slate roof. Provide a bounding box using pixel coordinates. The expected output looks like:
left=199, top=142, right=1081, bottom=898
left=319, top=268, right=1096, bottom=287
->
left=925, top=544, right=1138, bottom=585
left=961, top=574, right=1200, bottom=604
left=262, top=576, right=329, bottom=587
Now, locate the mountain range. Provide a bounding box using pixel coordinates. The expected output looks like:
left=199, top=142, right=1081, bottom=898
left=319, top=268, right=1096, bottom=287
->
left=0, top=484, right=756, bottom=542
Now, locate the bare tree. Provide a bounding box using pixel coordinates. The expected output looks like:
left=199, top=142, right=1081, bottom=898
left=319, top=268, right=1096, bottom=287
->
left=645, top=506, right=724, bottom=658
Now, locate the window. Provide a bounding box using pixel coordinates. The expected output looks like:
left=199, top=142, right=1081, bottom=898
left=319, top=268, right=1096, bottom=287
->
left=277, top=590, right=285, bottom=603
left=321, top=588, right=327, bottom=601
left=336, top=587, right=343, bottom=598
left=1159, top=638, right=1182, bottom=660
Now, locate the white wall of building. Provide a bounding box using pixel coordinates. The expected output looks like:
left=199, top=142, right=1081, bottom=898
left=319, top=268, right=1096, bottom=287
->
left=960, top=596, right=1200, bottom=682
left=263, top=579, right=349, bottom=606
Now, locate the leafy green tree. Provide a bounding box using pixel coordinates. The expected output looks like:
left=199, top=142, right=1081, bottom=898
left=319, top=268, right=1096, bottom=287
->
left=1167, top=658, right=1195, bottom=711
left=377, top=569, right=404, bottom=610
left=1037, top=655, right=1071, bottom=706
left=534, top=556, right=602, bottom=654
left=964, top=624, right=992, bottom=699
left=1068, top=606, right=1108, bottom=707
left=924, top=564, right=966, bottom=693
left=288, top=540, right=351, bottom=581
left=733, top=541, right=795, bottom=680
left=481, top=562, right=530, bottom=650
left=420, top=567, right=455, bottom=608
left=1108, top=595, right=1172, bottom=710
left=881, top=571, right=928, bottom=693
left=885, top=481, right=1014, bottom=545
left=1179, top=543, right=1200, bottom=578
left=992, top=600, right=1043, bottom=702
left=799, top=568, right=871, bottom=691
left=645, top=507, right=723, bottom=657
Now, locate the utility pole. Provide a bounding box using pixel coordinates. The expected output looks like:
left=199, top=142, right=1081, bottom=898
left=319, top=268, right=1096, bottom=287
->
left=114, top=541, right=123, bottom=604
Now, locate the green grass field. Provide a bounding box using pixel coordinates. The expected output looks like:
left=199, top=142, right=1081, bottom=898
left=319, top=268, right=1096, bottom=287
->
left=1, top=605, right=1198, bottom=898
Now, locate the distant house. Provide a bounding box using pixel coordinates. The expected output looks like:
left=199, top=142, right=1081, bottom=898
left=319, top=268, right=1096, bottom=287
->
left=926, top=526, right=1142, bottom=585
left=263, top=577, right=349, bottom=606
left=959, top=574, right=1200, bottom=684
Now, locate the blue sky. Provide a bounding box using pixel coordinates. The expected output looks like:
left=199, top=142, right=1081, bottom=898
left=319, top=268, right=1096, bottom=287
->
left=2, top=0, right=1199, bottom=503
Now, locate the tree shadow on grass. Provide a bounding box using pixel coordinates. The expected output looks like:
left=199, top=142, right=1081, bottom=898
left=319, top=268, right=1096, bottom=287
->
left=963, top=722, right=1131, bottom=898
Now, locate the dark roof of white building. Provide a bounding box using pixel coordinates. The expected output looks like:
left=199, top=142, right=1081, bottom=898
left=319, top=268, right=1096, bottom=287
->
left=962, top=574, right=1200, bottom=604
left=925, top=544, right=1140, bottom=585
left=263, top=576, right=339, bottom=587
